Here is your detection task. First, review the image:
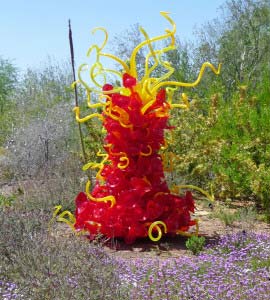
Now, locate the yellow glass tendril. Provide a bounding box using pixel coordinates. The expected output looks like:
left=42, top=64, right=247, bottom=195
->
left=85, top=180, right=116, bottom=207
left=176, top=219, right=199, bottom=237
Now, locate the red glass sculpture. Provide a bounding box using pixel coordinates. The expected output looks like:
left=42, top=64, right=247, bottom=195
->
left=70, top=12, right=220, bottom=243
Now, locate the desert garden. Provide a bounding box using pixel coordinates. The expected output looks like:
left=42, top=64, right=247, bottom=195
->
left=1, top=0, right=270, bottom=299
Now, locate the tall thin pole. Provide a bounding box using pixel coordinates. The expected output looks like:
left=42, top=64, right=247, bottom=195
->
left=68, top=19, right=87, bottom=163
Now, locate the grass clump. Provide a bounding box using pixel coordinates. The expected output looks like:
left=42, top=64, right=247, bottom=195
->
left=0, top=193, right=16, bottom=207
left=214, top=208, right=239, bottom=227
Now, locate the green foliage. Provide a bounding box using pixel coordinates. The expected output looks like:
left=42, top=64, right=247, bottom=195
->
left=251, top=257, right=270, bottom=271
left=0, top=56, right=17, bottom=112
left=0, top=57, right=17, bottom=145
left=0, top=194, right=15, bottom=207
left=185, top=236, right=206, bottom=255
left=82, top=117, right=105, bottom=162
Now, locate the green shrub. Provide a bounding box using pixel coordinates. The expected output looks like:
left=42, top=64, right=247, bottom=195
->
left=185, top=236, right=206, bottom=255
left=168, top=87, right=270, bottom=217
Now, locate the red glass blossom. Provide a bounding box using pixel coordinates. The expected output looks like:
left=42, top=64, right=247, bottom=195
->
left=74, top=73, right=195, bottom=244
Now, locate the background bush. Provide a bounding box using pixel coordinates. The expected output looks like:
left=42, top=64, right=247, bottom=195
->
left=168, top=85, right=270, bottom=218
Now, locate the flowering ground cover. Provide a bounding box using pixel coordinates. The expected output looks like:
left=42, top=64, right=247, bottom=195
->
left=117, top=232, right=270, bottom=299
left=0, top=281, right=21, bottom=300
left=0, top=207, right=270, bottom=300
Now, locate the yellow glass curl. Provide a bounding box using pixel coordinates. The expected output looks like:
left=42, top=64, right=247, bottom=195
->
left=117, top=155, right=129, bottom=169
left=139, top=145, right=152, bottom=156
left=161, top=151, right=176, bottom=172
left=82, top=151, right=109, bottom=181
left=86, top=220, right=102, bottom=228
left=148, top=221, right=168, bottom=242
left=104, top=102, right=133, bottom=129
left=172, top=184, right=215, bottom=203
left=49, top=205, right=76, bottom=232
left=106, top=143, right=127, bottom=156
left=154, top=191, right=169, bottom=198
left=86, top=91, right=107, bottom=109
left=85, top=180, right=116, bottom=207
left=73, top=106, right=103, bottom=123
left=130, top=11, right=176, bottom=79
left=152, top=62, right=222, bottom=95
left=74, top=12, right=221, bottom=116
left=170, top=93, right=190, bottom=109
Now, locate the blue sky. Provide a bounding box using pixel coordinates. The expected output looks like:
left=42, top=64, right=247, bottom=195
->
left=1, top=0, right=224, bottom=72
